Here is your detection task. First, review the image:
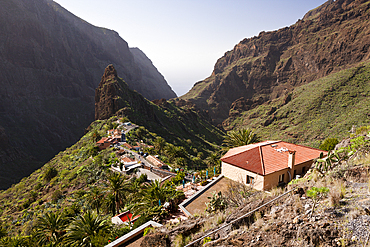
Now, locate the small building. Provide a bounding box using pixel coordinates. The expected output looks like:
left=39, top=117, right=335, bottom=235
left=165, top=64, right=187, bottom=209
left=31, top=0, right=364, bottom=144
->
left=221, top=141, right=326, bottom=191
left=96, top=137, right=111, bottom=150
left=119, top=156, right=141, bottom=173
left=96, top=137, right=119, bottom=150
left=122, top=142, right=133, bottom=150
left=146, top=155, right=169, bottom=169
left=111, top=210, right=140, bottom=225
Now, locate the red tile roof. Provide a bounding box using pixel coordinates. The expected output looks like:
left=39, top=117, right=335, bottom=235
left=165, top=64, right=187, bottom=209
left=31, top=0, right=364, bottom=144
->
left=96, top=137, right=108, bottom=144
left=121, top=156, right=135, bottom=163
left=115, top=210, right=140, bottom=223
left=221, top=141, right=327, bottom=175
left=123, top=143, right=133, bottom=149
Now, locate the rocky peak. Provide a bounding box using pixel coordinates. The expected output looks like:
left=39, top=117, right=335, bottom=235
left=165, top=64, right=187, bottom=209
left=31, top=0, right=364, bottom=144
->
left=95, top=65, right=126, bottom=120
left=100, top=64, right=118, bottom=84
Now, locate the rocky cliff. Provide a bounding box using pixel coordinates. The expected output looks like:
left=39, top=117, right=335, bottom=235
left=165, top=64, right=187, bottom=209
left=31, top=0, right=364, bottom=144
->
left=181, top=0, right=370, bottom=126
left=0, top=0, right=175, bottom=189
left=95, top=65, right=224, bottom=147
left=130, top=48, right=176, bottom=100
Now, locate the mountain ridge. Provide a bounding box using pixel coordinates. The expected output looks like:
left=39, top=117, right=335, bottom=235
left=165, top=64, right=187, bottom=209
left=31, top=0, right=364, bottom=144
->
left=181, top=0, right=370, bottom=126
left=0, top=0, right=176, bottom=189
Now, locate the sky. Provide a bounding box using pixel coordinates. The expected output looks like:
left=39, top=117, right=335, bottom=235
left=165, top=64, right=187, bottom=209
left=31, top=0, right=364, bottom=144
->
left=53, top=0, right=327, bottom=96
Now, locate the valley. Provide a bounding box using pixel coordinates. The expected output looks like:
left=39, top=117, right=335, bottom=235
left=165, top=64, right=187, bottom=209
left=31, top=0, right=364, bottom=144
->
left=0, top=0, right=370, bottom=246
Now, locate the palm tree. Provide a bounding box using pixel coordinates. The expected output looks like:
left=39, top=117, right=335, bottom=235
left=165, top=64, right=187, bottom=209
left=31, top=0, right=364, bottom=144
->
left=64, top=211, right=111, bottom=247
left=85, top=186, right=104, bottom=215
left=223, top=128, right=260, bottom=149
left=32, top=212, right=68, bottom=246
left=164, top=144, right=177, bottom=163
left=139, top=180, right=167, bottom=209
left=153, top=137, right=166, bottom=155
left=205, top=152, right=221, bottom=168
left=105, top=173, right=127, bottom=215
left=103, top=194, right=117, bottom=217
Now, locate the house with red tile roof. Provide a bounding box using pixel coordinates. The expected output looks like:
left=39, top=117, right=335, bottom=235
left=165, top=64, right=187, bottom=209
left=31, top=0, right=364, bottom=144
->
left=96, top=137, right=111, bottom=150
left=221, top=141, right=327, bottom=190
left=111, top=210, right=140, bottom=225
left=96, top=136, right=119, bottom=150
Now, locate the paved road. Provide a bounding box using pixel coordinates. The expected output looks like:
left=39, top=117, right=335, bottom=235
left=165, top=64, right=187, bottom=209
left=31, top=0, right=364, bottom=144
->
left=136, top=168, right=162, bottom=181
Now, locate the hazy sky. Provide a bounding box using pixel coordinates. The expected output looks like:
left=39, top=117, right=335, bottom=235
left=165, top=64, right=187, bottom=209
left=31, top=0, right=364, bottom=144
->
left=54, top=0, right=327, bottom=96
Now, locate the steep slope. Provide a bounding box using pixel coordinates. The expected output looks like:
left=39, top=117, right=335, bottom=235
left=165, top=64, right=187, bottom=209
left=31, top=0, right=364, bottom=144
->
left=0, top=0, right=175, bottom=189
left=224, top=61, right=370, bottom=148
left=181, top=0, right=370, bottom=125
left=95, top=65, right=224, bottom=148
left=130, top=47, right=176, bottom=100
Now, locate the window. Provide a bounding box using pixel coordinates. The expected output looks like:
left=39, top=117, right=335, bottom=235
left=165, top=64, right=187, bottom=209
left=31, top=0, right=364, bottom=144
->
left=302, top=167, right=306, bottom=174
left=278, top=174, right=284, bottom=183
left=293, top=170, right=297, bottom=178
left=247, top=175, right=254, bottom=185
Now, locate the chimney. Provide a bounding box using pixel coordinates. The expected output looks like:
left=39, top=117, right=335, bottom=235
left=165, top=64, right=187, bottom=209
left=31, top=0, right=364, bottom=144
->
left=288, top=150, right=296, bottom=169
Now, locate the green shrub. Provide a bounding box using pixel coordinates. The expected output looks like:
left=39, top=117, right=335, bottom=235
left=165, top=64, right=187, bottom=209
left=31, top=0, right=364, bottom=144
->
left=319, top=138, right=339, bottom=151
left=22, top=200, right=31, bottom=209
left=34, top=182, right=43, bottom=191
left=51, top=190, right=63, bottom=203
left=44, top=166, right=58, bottom=182
left=143, top=227, right=153, bottom=236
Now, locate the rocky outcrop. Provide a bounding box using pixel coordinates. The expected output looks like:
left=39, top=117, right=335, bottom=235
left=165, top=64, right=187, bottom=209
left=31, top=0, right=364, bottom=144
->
left=181, top=0, right=370, bottom=126
left=0, top=0, right=175, bottom=189
left=95, top=65, right=224, bottom=147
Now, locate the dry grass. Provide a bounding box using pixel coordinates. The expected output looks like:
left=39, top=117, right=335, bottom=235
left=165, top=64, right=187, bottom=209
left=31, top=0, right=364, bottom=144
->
left=329, top=179, right=345, bottom=207
left=293, top=195, right=304, bottom=213
left=223, top=180, right=253, bottom=207
left=253, top=211, right=264, bottom=228
left=270, top=187, right=284, bottom=196
left=348, top=207, right=361, bottom=220
left=200, top=211, right=226, bottom=233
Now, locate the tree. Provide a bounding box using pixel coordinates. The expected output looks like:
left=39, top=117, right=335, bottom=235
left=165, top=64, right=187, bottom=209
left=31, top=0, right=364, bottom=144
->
left=33, top=212, right=68, bottom=245
left=0, top=224, right=6, bottom=239
left=205, top=152, right=221, bottom=168
left=105, top=173, right=128, bottom=215
left=91, top=130, right=101, bottom=143
left=85, top=186, right=104, bottom=215
left=223, top=128, right=260, bottom=149
left=43, top=166, right=58, bottom=182
left=64, top=211, right=111, bottom=247
left=153, top=137, right=166, bottom=155
left=164, top=144, right=177, bottom=163
left=306, top=187, right=329, bottom=217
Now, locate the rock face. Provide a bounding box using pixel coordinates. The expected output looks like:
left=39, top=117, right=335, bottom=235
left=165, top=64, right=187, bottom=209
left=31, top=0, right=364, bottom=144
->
left=181, top=0, right=370, bottom=126
left=130, top=48, right=176, bottom=100
left=95, top=64, right=224, bottom=149
left=0, top=0, right=175, bottom=189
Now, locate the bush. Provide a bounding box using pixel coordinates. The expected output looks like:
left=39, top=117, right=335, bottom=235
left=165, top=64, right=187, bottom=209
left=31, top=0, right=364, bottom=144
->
left=44, top=166, right=58, bottom=182
left=51, top=190, right=63, bottom=203
left=319, top=138, right=339, bottom=151
left=133, top=215, right=150, bottom=229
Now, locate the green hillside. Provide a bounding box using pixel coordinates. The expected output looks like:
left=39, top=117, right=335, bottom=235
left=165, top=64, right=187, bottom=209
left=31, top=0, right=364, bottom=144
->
left=224, top=61, right=370, bottom=148
left=0, top=114, right=222, bottom=243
